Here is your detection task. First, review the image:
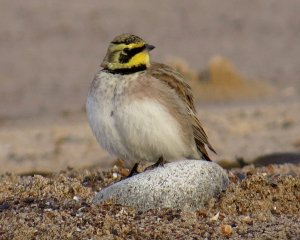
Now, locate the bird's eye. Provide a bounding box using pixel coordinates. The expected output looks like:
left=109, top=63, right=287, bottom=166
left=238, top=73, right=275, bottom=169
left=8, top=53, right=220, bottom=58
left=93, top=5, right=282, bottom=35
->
left=123, top=48, right=130, bottom=54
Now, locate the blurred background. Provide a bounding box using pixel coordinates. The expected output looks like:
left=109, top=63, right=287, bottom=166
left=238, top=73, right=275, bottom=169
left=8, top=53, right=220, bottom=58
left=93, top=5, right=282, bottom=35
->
left=0, top=0, right=299, bottom=174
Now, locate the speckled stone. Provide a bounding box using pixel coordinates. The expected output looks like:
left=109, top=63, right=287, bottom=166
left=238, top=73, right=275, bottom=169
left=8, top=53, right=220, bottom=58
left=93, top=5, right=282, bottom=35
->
left=93, top=160, right=229, bottom=211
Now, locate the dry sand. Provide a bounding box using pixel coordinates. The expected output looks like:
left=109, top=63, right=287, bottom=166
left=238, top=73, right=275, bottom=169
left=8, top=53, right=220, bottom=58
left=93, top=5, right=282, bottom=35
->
left=0, top=164, right=299, bottom=239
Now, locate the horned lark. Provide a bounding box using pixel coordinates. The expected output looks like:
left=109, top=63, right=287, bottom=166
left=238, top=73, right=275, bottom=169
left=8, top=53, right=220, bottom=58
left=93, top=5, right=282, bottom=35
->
left=86, top=34, right=215, bottom=175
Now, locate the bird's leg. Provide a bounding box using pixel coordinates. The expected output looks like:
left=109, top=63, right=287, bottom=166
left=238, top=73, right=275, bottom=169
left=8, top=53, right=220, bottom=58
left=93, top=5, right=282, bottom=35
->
left=154, top=156, right=164, bottom=167
left=126, top=163, right=140, bottom=178
left=144, top=156, right=164, bottom=171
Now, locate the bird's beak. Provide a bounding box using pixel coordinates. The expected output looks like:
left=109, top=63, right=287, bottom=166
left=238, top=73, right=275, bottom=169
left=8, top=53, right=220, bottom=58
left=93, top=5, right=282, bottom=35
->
left=145, top=44, right=155, bottom=51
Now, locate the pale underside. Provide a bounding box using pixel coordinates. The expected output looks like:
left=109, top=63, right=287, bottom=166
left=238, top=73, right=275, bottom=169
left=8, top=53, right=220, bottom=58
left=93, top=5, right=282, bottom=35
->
left=86, top=62, right=213, bottom=167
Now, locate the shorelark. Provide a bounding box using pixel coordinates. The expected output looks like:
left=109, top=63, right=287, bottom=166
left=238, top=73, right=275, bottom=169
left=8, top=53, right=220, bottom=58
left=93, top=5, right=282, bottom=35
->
left=86, top=34, right=216, bottom=176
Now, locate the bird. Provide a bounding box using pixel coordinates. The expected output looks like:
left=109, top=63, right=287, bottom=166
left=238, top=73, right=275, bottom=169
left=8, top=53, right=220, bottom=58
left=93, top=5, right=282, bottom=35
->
left=86, top=33, right=216, bottom=177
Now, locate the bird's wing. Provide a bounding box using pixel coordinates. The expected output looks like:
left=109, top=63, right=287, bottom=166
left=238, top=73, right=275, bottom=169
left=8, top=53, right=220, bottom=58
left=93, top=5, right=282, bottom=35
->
left=149, top=62, right=216, bottom=160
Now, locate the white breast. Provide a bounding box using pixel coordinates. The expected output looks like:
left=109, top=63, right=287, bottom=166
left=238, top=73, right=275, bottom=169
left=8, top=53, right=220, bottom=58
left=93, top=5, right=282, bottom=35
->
left=114, top=99, right=189, bottom=163
left=86, top=71, right=193, bottom=167
left=86, top=71, right=132, bottom=161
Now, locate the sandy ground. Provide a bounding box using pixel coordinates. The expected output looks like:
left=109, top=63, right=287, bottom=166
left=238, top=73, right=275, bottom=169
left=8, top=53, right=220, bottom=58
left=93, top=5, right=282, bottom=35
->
left=0, top=164, right=299, bottom=239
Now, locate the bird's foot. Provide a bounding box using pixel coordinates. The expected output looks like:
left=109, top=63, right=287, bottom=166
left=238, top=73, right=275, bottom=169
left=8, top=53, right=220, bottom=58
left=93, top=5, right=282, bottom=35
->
left=126, top=163, right=140, bottom=178
left=144, top=156, right=164, bottom=172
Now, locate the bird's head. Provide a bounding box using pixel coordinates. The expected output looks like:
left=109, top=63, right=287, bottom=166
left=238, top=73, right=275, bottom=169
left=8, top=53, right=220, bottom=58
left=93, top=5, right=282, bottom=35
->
left=101, top=34, right=155, bottom=73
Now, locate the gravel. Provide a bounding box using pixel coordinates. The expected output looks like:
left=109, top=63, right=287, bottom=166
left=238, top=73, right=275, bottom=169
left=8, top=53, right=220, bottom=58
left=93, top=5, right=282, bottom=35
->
left=0, top=163, right=299, bottom=239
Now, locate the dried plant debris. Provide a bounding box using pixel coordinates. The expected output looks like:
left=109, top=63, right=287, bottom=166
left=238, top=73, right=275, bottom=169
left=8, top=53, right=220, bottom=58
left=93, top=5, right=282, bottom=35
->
left=0, top=163, right=299, bottom=239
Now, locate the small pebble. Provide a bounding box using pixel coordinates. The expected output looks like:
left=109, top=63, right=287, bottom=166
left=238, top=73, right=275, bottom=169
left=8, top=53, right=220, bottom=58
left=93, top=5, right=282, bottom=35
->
left=221, top=224, right=233, bottom=236
left=112, top=172, right=118, bottom=179
left=73, top=196, right=80, bottom=201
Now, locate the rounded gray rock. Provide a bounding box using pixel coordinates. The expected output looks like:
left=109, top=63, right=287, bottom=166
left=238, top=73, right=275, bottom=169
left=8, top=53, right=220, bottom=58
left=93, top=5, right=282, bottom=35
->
left=93, top=160, right=229, bottom=211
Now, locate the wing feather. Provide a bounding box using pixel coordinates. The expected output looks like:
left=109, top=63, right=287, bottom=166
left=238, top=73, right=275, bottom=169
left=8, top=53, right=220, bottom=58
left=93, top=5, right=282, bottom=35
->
left=149, top=62, right=216, bottom=160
